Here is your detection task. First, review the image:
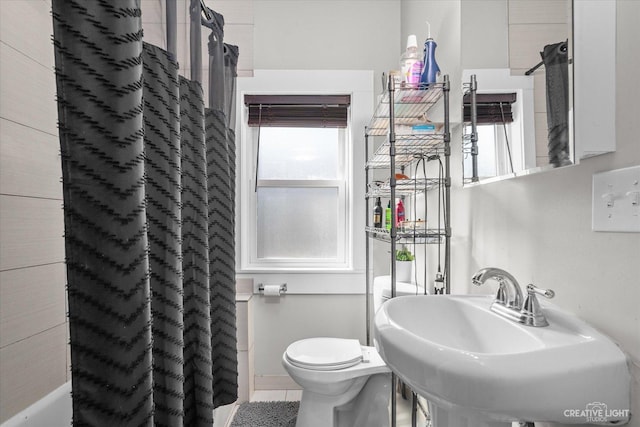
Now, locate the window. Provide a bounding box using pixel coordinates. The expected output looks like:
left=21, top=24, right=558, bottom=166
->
left=256, top=127, right=347, bottom=263
left=241, top=95, right=351, bottom=270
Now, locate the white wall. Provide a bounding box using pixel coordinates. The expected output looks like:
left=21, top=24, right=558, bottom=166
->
left=253, top=0, right=400, bottom=98
left=235, top=69, right=373, bottom=378
left=252, top=295, right=365, bottom=378
left=0, top=1, right=68, bottom=422
left=244, top=3, right=639, bottom=423
left=461, top=0, right=508, bottom=69
left=238, top=1, right=401, bottom=380
left=449, top=1, right=640, bottom=425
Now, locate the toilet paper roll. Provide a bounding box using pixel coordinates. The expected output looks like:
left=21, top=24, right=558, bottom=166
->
left=263, top=285, right=281, bottom=297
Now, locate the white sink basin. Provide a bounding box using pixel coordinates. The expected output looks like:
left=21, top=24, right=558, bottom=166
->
left=374, top=295, right=631, bottom=426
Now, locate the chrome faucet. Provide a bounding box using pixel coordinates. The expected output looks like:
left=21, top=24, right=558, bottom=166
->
left=472, top=267, right=523, bottom=310
left=472, top=267, right=555, bottom=327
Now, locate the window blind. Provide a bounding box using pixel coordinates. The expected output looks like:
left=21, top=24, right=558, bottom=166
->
left=244, top=94, right=351, bottom=128
left=463, top=92, right=517, bottom=124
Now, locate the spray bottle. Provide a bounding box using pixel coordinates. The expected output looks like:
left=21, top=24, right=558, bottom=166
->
left=420, top=22, right=441, bottom=89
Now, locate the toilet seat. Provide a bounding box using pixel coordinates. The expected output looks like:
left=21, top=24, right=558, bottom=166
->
left=285, top=338, right=363, bottom=371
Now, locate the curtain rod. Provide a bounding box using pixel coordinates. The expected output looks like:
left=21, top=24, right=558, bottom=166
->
left=200, top=0, right=213, bottom=20
left=525, top=40, right=569, bottom=75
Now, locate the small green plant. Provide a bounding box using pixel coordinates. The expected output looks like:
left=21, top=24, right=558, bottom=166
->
left=395, top=248, right=414, bottom=261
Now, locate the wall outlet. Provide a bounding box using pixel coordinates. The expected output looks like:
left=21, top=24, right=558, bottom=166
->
left=592, top=166, right=640, bottom=232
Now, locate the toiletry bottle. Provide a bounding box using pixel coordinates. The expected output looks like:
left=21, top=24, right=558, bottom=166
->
left=396, top=199, right=405, bottom=226
left=400, top=35, right=423, bottom=86
left=389, top=70, right=402, bottom=89
left=385, top=201, right=392, bottom=231
left=420, top=23, right=440, bottom=89
left=373, top=197, right=383, bottom=228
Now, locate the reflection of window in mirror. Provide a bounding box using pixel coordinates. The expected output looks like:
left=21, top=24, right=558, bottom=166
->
left=463, top=90, right=523, bottom=180
left=462, top=69, right=534, bottom=183
left=464, top=124, right=514, bottom=180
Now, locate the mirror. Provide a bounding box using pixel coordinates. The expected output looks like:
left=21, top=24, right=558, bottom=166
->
left=460, top=0, right=616, bottom=184
left=461, top=0, right=572, bottom=183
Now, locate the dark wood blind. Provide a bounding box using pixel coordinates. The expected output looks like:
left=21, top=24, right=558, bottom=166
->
left=463, top=92, right=517, bottom=124
left=244, top=94, right=351, bottom=128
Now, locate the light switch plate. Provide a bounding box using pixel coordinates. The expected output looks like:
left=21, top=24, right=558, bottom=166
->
left=592, top=165, right=640, bottom=232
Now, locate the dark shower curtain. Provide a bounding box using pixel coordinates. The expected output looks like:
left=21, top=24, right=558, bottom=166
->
left=204, top=10, right=239, bottom=409
left=180, top=76, right=216, bottom=426
left=142, top=42, right=184, bottom=426
left=53, top=1, right=238, bottom=425
left=52, top=2, right=154, bottom=425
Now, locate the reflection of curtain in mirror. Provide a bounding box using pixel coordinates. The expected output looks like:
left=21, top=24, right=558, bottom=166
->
left=542, top=41, right=572, bottom=167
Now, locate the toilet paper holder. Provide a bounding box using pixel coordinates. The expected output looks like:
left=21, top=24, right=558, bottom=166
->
left=258, top=283, right=287, bottom=294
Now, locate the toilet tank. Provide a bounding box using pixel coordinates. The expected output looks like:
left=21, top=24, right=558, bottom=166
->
left=373, top=276, right=426, bottom=312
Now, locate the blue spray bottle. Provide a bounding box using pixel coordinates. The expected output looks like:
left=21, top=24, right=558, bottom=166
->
left=420, top=22, right=440, bottom=89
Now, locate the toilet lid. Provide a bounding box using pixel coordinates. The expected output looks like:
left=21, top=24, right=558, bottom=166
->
left=285, top=338, right=363, bottom=371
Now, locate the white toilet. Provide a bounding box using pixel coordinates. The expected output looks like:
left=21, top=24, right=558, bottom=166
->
left=281, top=276, right=425, bottom=427
left=282, top=337, right=391, bottom=427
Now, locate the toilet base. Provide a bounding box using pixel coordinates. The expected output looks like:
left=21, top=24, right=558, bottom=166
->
left=295, top=373, right=391, bottom=427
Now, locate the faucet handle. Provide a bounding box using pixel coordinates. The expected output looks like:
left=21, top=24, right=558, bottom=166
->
left=526, top=284, right=555, bottom=299
left=521, top=284, right=555, bottom=327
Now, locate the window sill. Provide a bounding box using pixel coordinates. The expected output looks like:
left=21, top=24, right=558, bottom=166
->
left=463, top=163, right=578, bottom=187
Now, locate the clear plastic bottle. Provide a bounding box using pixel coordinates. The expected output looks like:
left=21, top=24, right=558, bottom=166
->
left=400, top=35, right=423, bottom=86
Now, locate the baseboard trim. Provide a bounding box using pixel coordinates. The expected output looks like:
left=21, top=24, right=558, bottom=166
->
left=254, top=375, right=301, bottom=391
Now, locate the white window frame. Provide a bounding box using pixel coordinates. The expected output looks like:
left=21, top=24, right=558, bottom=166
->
left=249, top=125, right=351, bottom=269
left=235, top=70, right=373, bottom=291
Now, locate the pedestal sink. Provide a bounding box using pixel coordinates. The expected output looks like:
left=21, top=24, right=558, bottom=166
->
left=373, top=295, right=631, bottom=426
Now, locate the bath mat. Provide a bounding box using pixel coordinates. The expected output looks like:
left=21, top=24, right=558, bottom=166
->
left=230, top=401, right=299, bottom=427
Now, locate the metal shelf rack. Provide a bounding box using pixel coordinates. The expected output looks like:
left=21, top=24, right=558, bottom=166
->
left=366, top=177, right=441, bottom=198
left=365, top=226, right=444, bottom=244
left=364, top=75, right=451, bottom=427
